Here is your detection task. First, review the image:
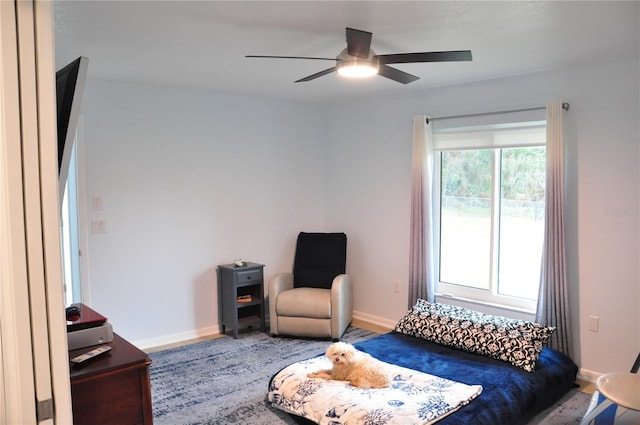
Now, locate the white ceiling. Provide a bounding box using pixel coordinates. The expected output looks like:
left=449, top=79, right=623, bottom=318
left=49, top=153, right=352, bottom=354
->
left=53, top=1, right=640, bottom=104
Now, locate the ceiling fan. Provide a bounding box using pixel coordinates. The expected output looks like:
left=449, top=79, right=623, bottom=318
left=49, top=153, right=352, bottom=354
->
left=246, top=27, right=472, bottom=84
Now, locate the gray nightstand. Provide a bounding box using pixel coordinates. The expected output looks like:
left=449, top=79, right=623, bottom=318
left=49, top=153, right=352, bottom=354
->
left=217, top=262, right=265, bottom=338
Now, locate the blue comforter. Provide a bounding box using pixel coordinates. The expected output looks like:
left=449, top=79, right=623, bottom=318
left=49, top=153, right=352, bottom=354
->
left=351, top=332, right=578, bottom=425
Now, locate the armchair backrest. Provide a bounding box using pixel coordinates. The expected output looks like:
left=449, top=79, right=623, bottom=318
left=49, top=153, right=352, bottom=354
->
left=293, top=232, right=347, bottom=289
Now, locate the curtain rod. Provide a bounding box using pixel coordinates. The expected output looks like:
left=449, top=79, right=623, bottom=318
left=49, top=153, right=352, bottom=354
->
left=426, top=102, right=569, bottom=124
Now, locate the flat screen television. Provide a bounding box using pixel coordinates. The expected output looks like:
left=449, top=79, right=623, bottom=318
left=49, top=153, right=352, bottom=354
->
left=56, top=56, right=88, bottom=203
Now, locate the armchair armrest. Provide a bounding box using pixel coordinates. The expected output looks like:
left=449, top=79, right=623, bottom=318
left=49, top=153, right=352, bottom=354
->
left=330, top=274, right=353, bottom=339
left=269, top=272, right=294, bottom=335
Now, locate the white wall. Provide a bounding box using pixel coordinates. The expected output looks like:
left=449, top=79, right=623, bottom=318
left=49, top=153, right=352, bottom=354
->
left=81, top=59, right=639, bottom=376
left=324, top=58, right=639, bottom=376
left=82, top=81, right=327, bottom=346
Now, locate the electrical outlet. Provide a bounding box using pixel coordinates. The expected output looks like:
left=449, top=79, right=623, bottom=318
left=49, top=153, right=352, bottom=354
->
left=393, top=281, right=400, bottom=293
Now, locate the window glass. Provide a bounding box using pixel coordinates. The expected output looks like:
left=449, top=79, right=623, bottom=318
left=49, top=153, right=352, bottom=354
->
left=497, top=147, right=545, bottom=300
left=440, top=149, right=492, bottom=289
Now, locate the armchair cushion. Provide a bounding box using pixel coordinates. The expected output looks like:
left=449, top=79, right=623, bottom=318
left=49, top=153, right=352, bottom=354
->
left=276, top=288, right=331, bottom=319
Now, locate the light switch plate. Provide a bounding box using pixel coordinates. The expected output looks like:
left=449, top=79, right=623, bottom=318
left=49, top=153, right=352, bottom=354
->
left=588, top=315, right=599, bottom=332
left=92, top=195, right=103, bottom=211
left=91, top=219, right=106, bottom=234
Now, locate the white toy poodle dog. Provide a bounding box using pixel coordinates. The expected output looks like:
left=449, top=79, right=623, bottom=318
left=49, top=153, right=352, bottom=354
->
left=307, top=341, right=390, bottom=389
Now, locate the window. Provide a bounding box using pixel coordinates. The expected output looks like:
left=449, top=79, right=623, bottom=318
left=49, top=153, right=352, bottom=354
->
left=433, top=122, right=546, bottom=312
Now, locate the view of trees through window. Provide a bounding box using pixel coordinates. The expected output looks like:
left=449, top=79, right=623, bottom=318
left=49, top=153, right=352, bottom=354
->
left=439, top=146, right=545, bottom=301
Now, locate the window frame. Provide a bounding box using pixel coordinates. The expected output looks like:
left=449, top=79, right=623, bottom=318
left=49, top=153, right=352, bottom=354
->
left=432, top=121, right=546, bottom=313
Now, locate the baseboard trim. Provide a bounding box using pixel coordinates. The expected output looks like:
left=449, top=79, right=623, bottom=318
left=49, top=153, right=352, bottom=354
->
left=352, top=310, right=397, bottom=331
left=577, top=368, right=601, bottom=384
left=135, top=325, right=221, bottom=351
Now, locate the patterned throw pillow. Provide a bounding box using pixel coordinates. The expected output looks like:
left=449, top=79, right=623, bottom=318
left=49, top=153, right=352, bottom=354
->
left=394, top=299, right=555, bottom=372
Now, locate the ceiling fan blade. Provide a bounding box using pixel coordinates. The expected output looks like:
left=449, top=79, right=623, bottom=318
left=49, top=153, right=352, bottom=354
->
left=295, top=67, right=337, bottom=83
left=345, top=28, right=372, bottom=59
left=246, top=55, right=337, bottom=61
left=377, top=64, right=420, bottom=84
left=377, top=50, right=472, bottom=64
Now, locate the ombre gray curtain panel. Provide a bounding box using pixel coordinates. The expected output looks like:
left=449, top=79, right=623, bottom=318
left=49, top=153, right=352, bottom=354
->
left=536, top=100, right=573, bottom=358
left=408, top=115, right=435, bottom=307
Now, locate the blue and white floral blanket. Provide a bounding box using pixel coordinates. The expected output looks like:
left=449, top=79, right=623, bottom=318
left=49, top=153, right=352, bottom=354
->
left=268, top=353, right=482, bottom=425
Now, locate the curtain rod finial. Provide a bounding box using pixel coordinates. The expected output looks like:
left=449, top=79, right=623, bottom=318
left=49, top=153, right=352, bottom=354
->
left=562, top=102, right=570, bottom=111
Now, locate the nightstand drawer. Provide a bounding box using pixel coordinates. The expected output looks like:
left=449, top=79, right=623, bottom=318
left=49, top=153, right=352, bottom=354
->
left=236, top=269, right=262, bottom=285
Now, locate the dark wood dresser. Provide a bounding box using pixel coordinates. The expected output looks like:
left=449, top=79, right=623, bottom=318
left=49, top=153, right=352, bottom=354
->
left=69, top=333, right=153, bottom=425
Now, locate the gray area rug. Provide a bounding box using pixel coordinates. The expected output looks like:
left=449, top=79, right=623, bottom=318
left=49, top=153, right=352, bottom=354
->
left=149, top=327, right=375, bottom=425
left=149, top=327, right=590, bottom=424
left=529, top=389, right=592, bottom=425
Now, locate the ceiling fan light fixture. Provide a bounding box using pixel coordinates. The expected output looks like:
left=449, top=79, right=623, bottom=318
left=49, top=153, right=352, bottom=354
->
left=336, top=48, right=379, bottom=78
left=337, top=61, right=379, bottom=78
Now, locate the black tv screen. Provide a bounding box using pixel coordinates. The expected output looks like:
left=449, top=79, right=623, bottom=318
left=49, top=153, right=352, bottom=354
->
left=56, top=56, right=88, bottom=201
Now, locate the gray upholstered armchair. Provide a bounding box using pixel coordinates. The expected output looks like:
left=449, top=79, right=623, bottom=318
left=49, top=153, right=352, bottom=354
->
left=269, top=232, right=352, bottom=340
